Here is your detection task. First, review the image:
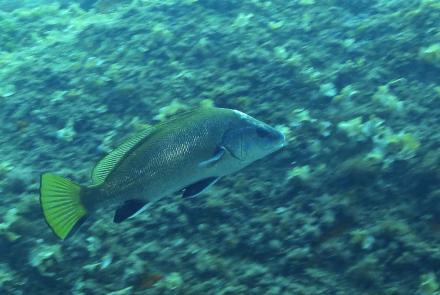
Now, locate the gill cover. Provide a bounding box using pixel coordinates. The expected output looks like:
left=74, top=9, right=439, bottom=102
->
left=222, top=127, right=254, bottom=160
left=221, top=112, right=286, bottom=163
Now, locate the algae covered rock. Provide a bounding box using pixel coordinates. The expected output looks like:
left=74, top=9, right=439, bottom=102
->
left=419, top=43, right=440, bottom=68
left=29, top=243, right=62, bottom=277
left=0, top=1, right=438, bottom=295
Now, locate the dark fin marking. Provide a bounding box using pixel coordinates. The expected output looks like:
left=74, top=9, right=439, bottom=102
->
left=113, top=199, right=146, bottom=223
left=198, top=146, right=226, bottom=168
left=182, top=177, right=219, bottom=198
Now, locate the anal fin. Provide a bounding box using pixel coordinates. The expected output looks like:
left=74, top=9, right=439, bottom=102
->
left=114, top=199, right=146, bottom=223
left=182, top=177, right=219, bottom=198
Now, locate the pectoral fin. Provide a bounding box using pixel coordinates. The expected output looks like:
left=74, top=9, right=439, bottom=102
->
left=182, top=177, right=219, bottom=198
left=198, top=146, right=226, bottom=168
left=114, top=199, right=147, bottom=223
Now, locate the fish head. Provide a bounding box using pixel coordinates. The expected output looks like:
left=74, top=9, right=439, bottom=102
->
left=221, top=110, right=286, bottom=164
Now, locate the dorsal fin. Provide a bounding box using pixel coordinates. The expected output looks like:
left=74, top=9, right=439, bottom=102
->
left=155, top=108, right=202, bottom=125
left=91, top=127, right=154, bottom=185
left=90, top=108, right=212, bottom=185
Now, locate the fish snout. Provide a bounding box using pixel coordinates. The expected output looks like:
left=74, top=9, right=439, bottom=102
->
left=256, top=124, right=286, bottom=151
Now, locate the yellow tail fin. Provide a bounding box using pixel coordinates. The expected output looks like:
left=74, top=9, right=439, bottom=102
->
left=39, top=173, right=88, bottom=240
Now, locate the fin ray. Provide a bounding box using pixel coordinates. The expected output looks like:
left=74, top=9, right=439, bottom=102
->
left=91, top=127, right=155, bottom=185
left=40, top=173, right=88, bottom=240
left=92, top=108, right=213, bottom=186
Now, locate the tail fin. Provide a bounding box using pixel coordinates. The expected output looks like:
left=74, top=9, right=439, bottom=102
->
left=39, top=173, right=88, bottom=240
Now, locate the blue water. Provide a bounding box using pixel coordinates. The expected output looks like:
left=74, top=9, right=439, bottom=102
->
left=0, top=0, right=439, bottom=294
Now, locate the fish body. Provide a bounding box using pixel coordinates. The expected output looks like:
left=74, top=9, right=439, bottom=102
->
left=40, top=107, right=285, bottom=239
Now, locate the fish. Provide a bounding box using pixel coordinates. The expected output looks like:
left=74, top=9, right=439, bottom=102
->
left=39, top=107, right=285, bottom=240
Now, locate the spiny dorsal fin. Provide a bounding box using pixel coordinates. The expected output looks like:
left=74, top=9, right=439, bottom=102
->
left=155, top=108, right=202, bottom=125
left=91, top=127, right=154, bottom=185
left=91, top=108, right=211, bottom=185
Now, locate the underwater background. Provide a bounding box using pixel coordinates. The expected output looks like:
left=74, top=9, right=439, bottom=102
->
left=0, top=0, right=439, bottom=294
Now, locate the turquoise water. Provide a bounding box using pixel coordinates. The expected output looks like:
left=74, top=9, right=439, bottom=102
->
left=0, top=0, right=439, bottom=294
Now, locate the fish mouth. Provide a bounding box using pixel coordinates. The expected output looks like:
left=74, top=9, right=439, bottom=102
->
left=274, top=130, right=286, bottom=150
left=277, top=128, right=286, bottom=143
left=265, top=126, right=286, bottom=149
left=256, top=123, right=286, bottom=152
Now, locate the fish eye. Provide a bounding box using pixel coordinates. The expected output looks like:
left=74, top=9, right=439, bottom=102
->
left=256, top=127, right=272, bottom=138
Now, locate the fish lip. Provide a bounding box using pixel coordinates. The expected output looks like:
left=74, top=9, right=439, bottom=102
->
left=262, top=125, right=286, bottom=151
left=275, top=129, right=286, bottom=149
left=280, top=131, right=286, bottom=146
